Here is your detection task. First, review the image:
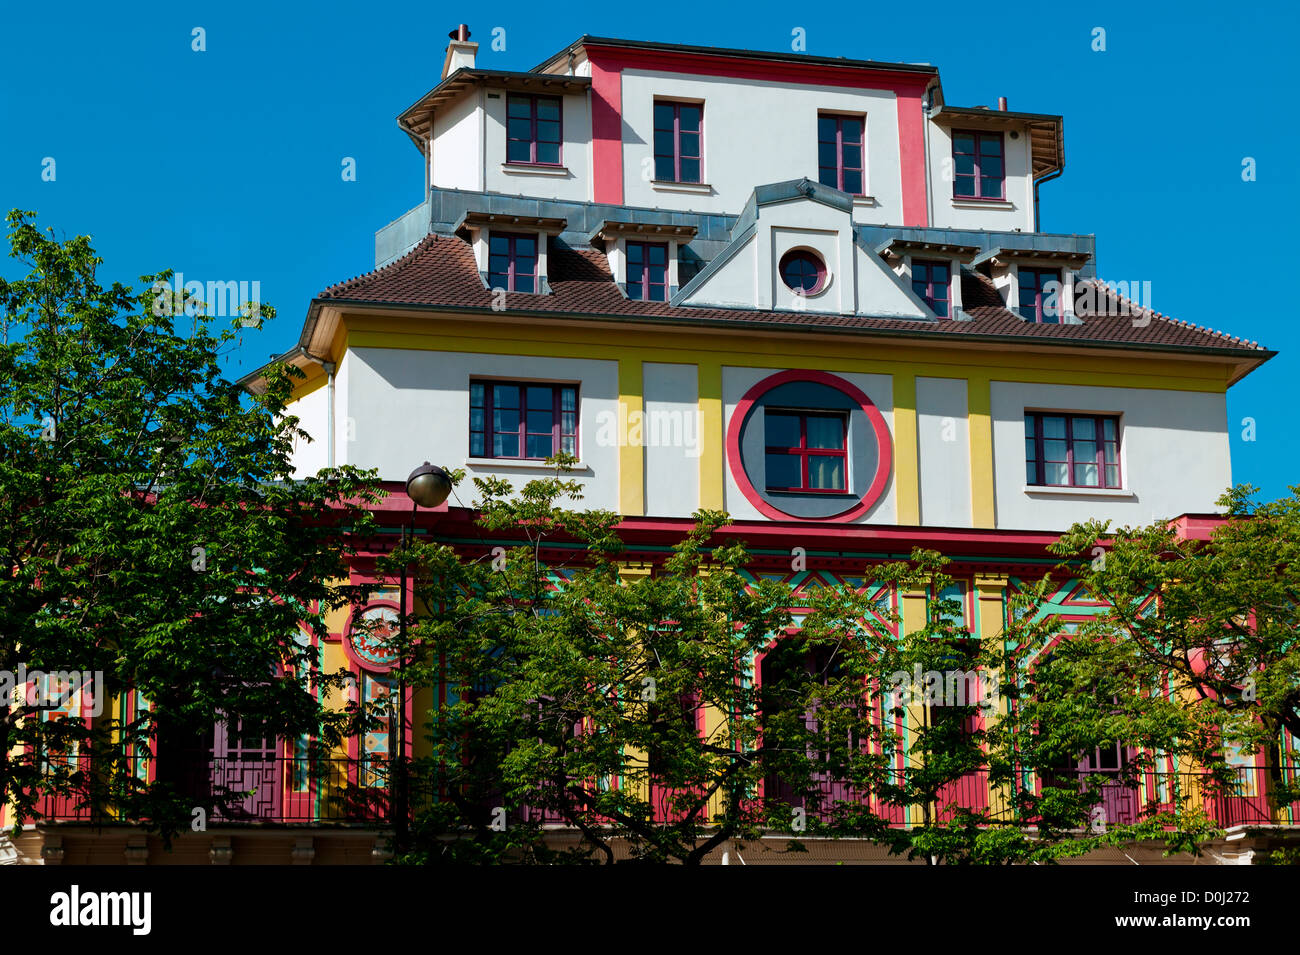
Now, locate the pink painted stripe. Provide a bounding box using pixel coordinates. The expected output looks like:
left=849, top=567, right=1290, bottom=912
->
left=589, top=52, right=624, bottom=205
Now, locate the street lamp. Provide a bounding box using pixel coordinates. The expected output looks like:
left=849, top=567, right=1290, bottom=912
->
left=393, top=462, right=451, bottom=854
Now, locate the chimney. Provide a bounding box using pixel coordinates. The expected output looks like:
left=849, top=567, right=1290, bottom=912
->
left=997, top=96, right=1008, bottom=111
left=441, top=25, right=477, bottom=79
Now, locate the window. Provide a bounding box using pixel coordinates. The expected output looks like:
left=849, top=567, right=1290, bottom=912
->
left=487, top=233, right=538, bottom=293
left=653, top=101, right=702, bottom=183
left=952, top=130, right=1004, bottom=199
left=506, top=94, right=562, bottom=166
left=1024, top=413, right=1121, bottom=489
left=817, top=113, right=864, bottom=195
left=911, top=260, right=951, bottom=317
left=1018, top=267, right=1062, bottom=323
left=471, top=381, right=578, bottom=460
left=779, top=249, right=826, bottom=294
left=765, top=410, right=848, bottom=493
left=626, top=241, right=668, bottom=301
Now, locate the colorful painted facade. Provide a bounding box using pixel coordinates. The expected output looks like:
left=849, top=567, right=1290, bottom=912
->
left=6, top=27, right=1290, bottom=865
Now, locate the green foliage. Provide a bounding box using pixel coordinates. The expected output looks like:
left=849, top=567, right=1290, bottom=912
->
left=0, top=211, right=383, bottom=838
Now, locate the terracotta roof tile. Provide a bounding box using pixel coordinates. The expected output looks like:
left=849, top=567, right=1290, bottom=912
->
left=316, top=235, right=1267, bottom=355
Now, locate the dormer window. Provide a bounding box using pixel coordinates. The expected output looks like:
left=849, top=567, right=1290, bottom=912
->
left=817, top=113, right=865, bottom=196
left=626, top=241, right=669, bottom=301
left=488, top=233, right=538, bottom=292
left=653, top=101, right=702, bottom=183
left=911, top=260, right=951, bottom=317
left=507, top=94, right=562, bottom=166
left=952, top=130, right=1004, bottom=200
left=779, top=249, right=827, bottom=294
left=1018, top=266, right=1061, bottom=323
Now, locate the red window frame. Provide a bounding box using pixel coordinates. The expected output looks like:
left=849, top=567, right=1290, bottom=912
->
left=1024, top=412, right=1121, bottom=489
left=911, top=259, right=951, bottom=317
left=625, top=241, right=669, bottom=301
left=764, top=410, right=849, bottom=494
left=470, top=380, right=579, bottom=460
left=506, top=94, right=563, bottom=166
left=817, top=113, right=865, bottom=196
left=952, top=129, right=1005, bottom=200
left=487, top=232, right=539, bottom=293
left=653, top=100, right=702, bottom=183
left=778, top=249, right=827, bottom=294
left=1018, top=267, right=1062, bottom=323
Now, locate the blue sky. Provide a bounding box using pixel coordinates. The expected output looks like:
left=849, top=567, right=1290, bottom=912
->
left=2, top=0, right=1296, bottom=502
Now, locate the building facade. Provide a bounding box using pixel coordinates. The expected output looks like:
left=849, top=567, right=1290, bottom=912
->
left=7, top=27, right=1294, bottom=865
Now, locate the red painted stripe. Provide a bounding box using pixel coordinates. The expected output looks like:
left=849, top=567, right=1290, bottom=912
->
left=583, top=45, right=930, bottom=220
left=589, top=51, right=624, bottom=204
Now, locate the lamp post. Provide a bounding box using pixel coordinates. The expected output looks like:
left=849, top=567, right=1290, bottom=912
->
left=392, top=461, right=451, bottom=855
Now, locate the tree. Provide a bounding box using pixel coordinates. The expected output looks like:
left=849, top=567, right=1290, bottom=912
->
left=1049, top=485, right=1300, bottom=815
left=0, top=211, right=382, bottom=838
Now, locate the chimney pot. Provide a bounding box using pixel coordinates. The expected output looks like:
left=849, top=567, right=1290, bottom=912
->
left=449, top=24, right=471, bottom=41
left=997, top=96, right=1008, bottom=111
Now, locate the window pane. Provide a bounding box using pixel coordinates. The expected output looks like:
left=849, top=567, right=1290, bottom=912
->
left=1025, top=437, right=1037, bottom=462
left=980, top=176, right=1002, bottom=196
left=1103, top=418, right=1117, bottom=440
left=679, top=132, right=699, bottom=157
left=1024, top=414, right=1036, bottom=437
left=626, top=242, right=644, bottom=264
left=561, top=412, right=577, bottom=433
left=527, top=409, right=553, bottom=435
left=513, top=273, right=535, bottom=293
left=1074, top=462, right=1100, bottom=486
left=470, top=432, right=484, bottom=457
left=1074, top=438, right=1097, bottom=463
left=1103, top=442, right=1118, bottom=464
left=526, top=434, right=554, bottom=458
left=654, top=102, right=675, bottom=129
left=535, top=142, right=560, bottom=165
left=842, top=118, right=863, bottom=141
left=1043, top=416, right=1067, bottom=439
left=953, top=133, right=975, bottom=153
left=1044, top=439, right=1068, bottom=461
left=980, top=155, right=1004, bottom=177
left=507, top=96, right=532, bottom=118
left=765, top=453, right=801, bottom=489
left=654, top=156, right=674, bottom=180
left=648, top=244, right=667, bottom=265
left=1026, top=462, right=1038, bottom=484
left=561, top=434, right=576, bottom=455
left=766, top=412, right=801, bottom=448
left=842, top=170, right=862, bottom=194
left=470, top=382, right=485, bottom=407
left=506, top=140, right=532, bottom=163
left=1105, top=464, right=1120, bottom=487
left=537, top=121, right=560, bottom=144
left=808, top=455, right=845, bottom=490
left=494, top=432, right=520, bottom=457
left=514, top=236, right=536, bottom=258
left=818, top=115, right=837, bottom=142
left=526, top=385, right=552, bottom=409
left=841, top=144, right=862, bottom=168
left=494, top=408, right=520, bottom=434
left=679, top=158, right=701, bottom=182
left=470, top=408, right=484, bottom=432
left=536, top=98, right=560, bottom=121
left=954, top=175, right=976, bottom=197
left=507, top=117, right=533, bottom=141
left=561, top=387, right=576, bottom=412
left=806, top=416, right=844, bottom=449
left=1072, top=417, right=1096, bottom=440
left=1046, top=462, right=1069, bottom=485
left=679, top=105, right=701, bottom=131
left=955, top=154, right=976, bottom=176
left=494, top=385, right=519, bottom=409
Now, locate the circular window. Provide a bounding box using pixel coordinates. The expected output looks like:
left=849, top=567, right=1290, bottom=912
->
left=779, top=249, right=826, bottom=294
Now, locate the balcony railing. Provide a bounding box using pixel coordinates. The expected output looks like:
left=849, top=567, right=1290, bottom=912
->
left=24, top=756, right=1300, bottom=832
left=28, top=755, right=389, bottom=825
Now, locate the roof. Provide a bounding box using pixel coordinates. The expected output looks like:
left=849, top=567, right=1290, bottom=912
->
left=533, top=34, right=939, bottom=78
left=396, top=68, right=590, bottom=147
left=312, top=234, right=1269, bottom=358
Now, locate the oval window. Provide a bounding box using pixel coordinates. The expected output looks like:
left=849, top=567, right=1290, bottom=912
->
left=779, top=249, right=826, bottom=294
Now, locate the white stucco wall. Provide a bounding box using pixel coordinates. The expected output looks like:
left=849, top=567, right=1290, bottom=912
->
left=643, top=362, right=701, bottom=517
left=722, top=366, right=896, bottom=524
left=991, top=381, right=1231, bottom=531
left=916, top=376, right=971, bottom=527
left=618, top=71, right=903, bottom=222
left=926, top=121, right=1034, bottom=232
left=286, top=382, right=329, bottom=479
left=432, top=91, right=484, bottom=191
left=342, top=347, right=620, bottom=510
left=482, top=87, right=591, bottom=202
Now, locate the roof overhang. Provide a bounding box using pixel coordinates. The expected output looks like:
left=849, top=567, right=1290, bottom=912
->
left=931, top=105, right=1064, bottom=180
left=588, top=219, right=698, bottom=245
left=396, top=69, right=591, bottom=148
left=454, top=210, right=568, bottom=236
left=973, top=246, right=1092, bottom=270
left=877, top=238, right=980, bottom=263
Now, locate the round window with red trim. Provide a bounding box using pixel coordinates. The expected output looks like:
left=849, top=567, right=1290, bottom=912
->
left=778, top=249, right=827, bottom=294
left=727, top=370, right=892, bottom=522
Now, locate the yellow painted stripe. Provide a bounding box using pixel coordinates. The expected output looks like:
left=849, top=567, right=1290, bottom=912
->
left=968, top=375, right=995, bottom=528
left=342, top=320, right=1231, bottom=394
left=892, top=373, right=919, bottom=525
left=698, top=360, right=724, bottom=511
left=618, top=359, right=644, bottom=517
